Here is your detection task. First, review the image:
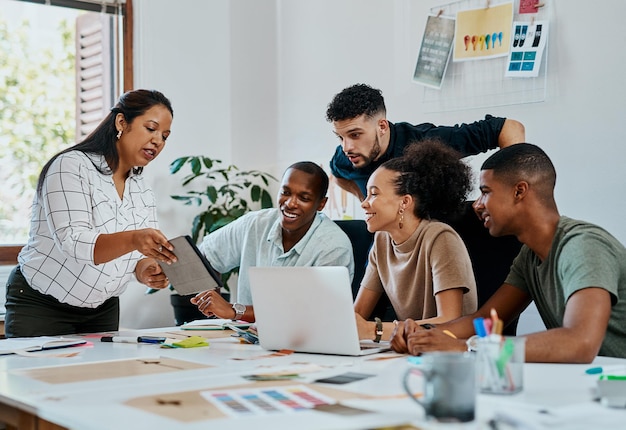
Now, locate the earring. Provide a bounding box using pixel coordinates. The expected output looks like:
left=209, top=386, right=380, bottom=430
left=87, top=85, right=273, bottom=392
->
left=116, top=130, right=122, bottom=139
left=398, top=208, right=404, bottom=229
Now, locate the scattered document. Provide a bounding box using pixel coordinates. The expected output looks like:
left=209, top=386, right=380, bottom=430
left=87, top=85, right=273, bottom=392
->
left=0, top=336, right=86, bottom=356
left=201, top=385, right=336, bottom=417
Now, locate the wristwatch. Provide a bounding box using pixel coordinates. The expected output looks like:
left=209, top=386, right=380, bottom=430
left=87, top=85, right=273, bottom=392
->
left=374, top=317, right=383, bottom=343
left=232, top=303, right=246, bottom=320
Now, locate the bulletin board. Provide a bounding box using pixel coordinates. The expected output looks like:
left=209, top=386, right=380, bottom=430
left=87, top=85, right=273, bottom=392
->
left=418, top=0, right=552, bottom=113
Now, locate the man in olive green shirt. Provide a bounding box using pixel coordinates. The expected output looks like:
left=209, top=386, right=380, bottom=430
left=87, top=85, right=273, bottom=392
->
left=391, top=143, right=626, bottom=362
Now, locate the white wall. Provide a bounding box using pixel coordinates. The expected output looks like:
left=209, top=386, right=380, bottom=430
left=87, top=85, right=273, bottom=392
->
left=122, top=0, right=626, bottom=329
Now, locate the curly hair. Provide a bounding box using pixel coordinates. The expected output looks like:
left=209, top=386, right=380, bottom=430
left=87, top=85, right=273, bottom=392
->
left=382, top=139, right=472, bottom=222
left=326, top=83, right=386, bottom=122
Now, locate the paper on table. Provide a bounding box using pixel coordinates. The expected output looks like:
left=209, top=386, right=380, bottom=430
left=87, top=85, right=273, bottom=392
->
left=491, top=401, right=626, bottom=429
left=181, top=319, right=251, bottom=330
left=0, top=336, right=86, bottom=355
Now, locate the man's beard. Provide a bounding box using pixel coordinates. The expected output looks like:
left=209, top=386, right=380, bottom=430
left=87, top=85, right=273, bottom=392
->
left=354, top=135, right=382, bottom=168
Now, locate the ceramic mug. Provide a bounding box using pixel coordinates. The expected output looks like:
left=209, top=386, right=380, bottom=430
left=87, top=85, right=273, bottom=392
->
left=403, top=352, right=476, bottom=423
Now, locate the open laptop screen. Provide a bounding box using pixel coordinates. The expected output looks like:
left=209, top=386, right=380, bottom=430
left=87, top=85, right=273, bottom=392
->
left=249, top=266, right=389, bottom=356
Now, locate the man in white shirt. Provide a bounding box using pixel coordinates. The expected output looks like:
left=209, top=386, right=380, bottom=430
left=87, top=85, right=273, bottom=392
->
left=191, top=161, right=354, bottom=322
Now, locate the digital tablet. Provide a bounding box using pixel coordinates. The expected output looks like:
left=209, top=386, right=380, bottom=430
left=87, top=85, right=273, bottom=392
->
left=157, top=235, right=224, bottom=295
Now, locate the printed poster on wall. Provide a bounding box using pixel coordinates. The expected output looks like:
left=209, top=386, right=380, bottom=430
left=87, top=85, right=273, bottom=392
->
left=505, top=21, right=548, bottom=77
left=412, top=14, right=456, bottom=89
left=453, top=1, right=513, bottom=62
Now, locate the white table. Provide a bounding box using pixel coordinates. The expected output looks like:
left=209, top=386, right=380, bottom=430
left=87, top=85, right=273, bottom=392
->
left=0, top=327, right=624, bottom=430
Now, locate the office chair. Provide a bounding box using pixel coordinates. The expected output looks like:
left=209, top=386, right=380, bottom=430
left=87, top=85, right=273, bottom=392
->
left=334, top=220, right=397, bottom=321
left=447, top=201, right=523, bottom=335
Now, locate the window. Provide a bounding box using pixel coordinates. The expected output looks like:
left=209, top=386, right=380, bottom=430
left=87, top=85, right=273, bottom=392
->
left=0, top=0, right=132, bottom=264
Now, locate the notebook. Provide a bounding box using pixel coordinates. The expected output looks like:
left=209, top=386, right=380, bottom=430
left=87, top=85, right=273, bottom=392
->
left=157, top=235, right=224, bottom=295
left=0, top=336, right=87, bottom=356
left=248, top=266, right=390, bottom=356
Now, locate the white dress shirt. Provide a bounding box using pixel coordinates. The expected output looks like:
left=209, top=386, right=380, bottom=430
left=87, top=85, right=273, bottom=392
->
left=199, top=208, right=355, bottom=305
left=18, top=151, right=158, bottom=308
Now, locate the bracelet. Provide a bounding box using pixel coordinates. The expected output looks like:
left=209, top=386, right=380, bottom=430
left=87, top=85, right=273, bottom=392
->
left=374, top=317, right=383, bottom=343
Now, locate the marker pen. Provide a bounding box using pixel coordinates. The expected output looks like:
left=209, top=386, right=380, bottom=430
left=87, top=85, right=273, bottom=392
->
left=473, top=317, right=487, bottom=337
left=101, top=336, right=166, bottom=344
left=101, top=336, right=139, bottom=344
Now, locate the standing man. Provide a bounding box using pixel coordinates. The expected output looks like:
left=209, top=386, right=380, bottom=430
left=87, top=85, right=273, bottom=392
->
left=391, top=143, right=626, bottom=363
left=326, top=83, right=525, bottom=201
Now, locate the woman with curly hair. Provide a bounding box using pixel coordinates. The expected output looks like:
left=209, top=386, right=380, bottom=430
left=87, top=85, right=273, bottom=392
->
left=354, top=138, right=477, bottom=342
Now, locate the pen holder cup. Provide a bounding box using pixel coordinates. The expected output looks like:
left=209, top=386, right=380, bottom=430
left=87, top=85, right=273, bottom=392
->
left=402, top=352, right=476, bottom=423
left=476, top=336, right=525, bottom=394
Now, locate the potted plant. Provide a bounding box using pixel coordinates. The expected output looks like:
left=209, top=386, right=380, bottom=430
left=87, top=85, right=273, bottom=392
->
left=147, top=155, right=276, bottom=325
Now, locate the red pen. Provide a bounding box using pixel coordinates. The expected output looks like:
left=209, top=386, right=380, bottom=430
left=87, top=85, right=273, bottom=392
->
left=483, top=318, right=493, bottom=335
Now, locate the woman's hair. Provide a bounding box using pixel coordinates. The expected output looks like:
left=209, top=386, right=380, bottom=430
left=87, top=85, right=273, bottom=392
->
left=36, top=89, right=173, bottom=196
left=381, top=139, right=472, bottom=222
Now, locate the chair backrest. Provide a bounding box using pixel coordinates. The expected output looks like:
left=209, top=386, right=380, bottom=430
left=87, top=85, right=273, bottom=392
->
left=334, top=220, right=396, bottom=321
left=333, top=220, right=373, bottom=298
left=448, top=201, right=523, bottom=335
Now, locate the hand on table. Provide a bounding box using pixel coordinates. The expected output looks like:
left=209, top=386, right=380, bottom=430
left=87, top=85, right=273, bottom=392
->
left=405, top=327, right=467, bottom=356
left=390, top=319, right=467, bottom=355
left=191, top=289, right=233, bottom=319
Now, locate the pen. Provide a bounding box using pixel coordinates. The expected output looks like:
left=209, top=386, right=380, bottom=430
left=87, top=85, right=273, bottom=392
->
left=442, top=329, right=457, bottom=339
left=225, top=324, right=259, bottom=344
left=101, top=336, right=166, bottom=344
left=138, top=336, right=167, bottom=344
left=473, top=317, right=487, bottom=337
left=483, top=318, right=493, bottom=336
left=492, top=319, right=503, bottom=336
left=101, top=336, right=138, bottom=344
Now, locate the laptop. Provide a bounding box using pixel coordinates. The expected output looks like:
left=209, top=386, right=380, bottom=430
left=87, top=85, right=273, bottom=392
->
left=248, top=266, right=391, bottom=356
left=157, top=235, right=224, bottom=295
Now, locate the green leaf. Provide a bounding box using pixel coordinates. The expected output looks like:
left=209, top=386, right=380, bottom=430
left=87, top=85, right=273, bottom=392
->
left=169, top=157, right=189, bottom=174
left=261, top=190, right=273, bottom=208
left=250, top=184, right=261, bottom=202
left=190, top=157, right=201, bottom=175
left=201, top=157, right=216, bottom=169
left=192, top=215, right=203, bottom=243
left=206, top=186, right=218, bottom=203
left=202, top=212, right=217, bottom=233
left=230, top=207, right=247, bottom=219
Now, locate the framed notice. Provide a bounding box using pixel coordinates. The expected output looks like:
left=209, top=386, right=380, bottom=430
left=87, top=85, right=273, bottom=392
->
left=453, top=1, right=513, bottom=61
left=412, top=14, right=456, bottom=89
